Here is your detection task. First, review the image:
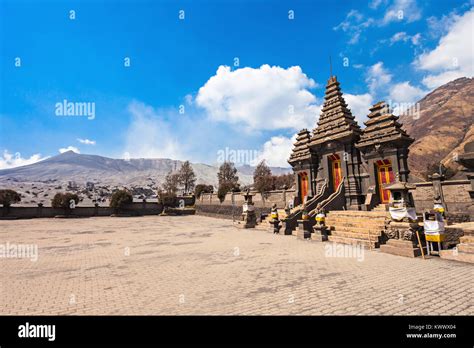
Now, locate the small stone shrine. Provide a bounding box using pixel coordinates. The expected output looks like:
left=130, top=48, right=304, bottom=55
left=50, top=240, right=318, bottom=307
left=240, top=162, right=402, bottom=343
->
left=380, top=182, right=423, bottom=258
left=241, top=189, right=256, bottom=228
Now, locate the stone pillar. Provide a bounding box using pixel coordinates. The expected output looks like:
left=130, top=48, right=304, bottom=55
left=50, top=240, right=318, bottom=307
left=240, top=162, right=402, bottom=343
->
left=397, top=148, right=410, bottom=182
left=343, top=144, right=363, bottom=210
left=429, top=173, right=446, bottom=212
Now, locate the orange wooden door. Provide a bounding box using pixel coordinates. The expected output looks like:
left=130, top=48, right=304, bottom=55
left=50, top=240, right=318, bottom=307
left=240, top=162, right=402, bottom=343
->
left=330, top=155, right=342, bottom=190
left=376, top=160, right=395, bottom=203
left=299, top=172, right=308, bottom=203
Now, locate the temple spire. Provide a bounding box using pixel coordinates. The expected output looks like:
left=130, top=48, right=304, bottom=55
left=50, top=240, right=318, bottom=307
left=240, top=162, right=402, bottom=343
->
left=329, top=55, right=333, bottom=78
left=356, top=101, right=414, bottom=149
left=309, top=76, right=361, bottom=147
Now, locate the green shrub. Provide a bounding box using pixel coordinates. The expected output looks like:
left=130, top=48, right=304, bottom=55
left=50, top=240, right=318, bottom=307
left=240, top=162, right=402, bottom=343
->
left=0, top=189, right=21, bottom=207
left=217, top=185, right=229, bottom=203
left=51, top=192, right=79, bottom=210
left=157, top=189, right=177, bottom=207
left=109, top=189, right=133, bottom=212
left=194, top=184, right=213, bottom=198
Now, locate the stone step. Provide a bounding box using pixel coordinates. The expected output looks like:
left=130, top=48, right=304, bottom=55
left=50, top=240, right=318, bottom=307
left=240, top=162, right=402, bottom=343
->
left=462, top=229, right=474, bottom=236
left=372, top=204, right=389, bottom=211
left=325, top=220, right=386, bottom=228
left=330, top=230, right=382, bottom=240
left=327, top=211, right=388, bottom=218
left=460, top=235, right=474, bottom=243
left=326, top=215, right=387, bottom=221
left=326, top=224, right=386, bottom=232
left=380, top=244, right=421, bottom=258
left=384, top=238, right=419, bottom=248
left=328, top=235, right=379, bottom=248
left=439, top=249, right=474, bottom=263
left=329, top=226, right=384, bottom=235
left=457, top=243, right=474, bottom=253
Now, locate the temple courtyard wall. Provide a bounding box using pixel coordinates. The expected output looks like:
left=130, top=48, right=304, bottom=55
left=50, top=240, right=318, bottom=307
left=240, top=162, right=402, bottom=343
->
left=196, top=189, right=296, bottom=220
left=197, top=180, right=473, bottom=221
left=411, top=180, right=472, bottom=222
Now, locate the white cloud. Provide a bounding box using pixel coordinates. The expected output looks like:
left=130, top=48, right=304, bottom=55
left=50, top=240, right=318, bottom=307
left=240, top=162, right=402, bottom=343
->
left=123, top=101, right=185, bottom=160
left=382, top=0, right=422, bottom=25
left=0, top=150, right=48, bottom=170
left=77, top=138, right=96, bottom=145
left=335, top=1, right=422, bottom=44
left=195, top=65, right=319, bottom=132
left=345, top=93, right=374, bottom=124
left=59, top=146, right=80, bottom=154
left=252, top=135, right=297, bottom=167
left=388, top=81, right=428, bottom=105
left=365, top=62, right=393, bottom=95
left=415, top=9, right=474, bottom=89
left=427, top=10, right=462, bottom=39
left=369, top=0, right=387, bottom=10
left=389, top=31, right=421, bottom=45
left=333, top=10, right=375, bottom=44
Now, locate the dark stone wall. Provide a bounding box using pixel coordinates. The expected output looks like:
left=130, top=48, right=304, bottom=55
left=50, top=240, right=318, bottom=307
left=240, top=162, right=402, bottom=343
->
left=196, top=204, right=271, bottom=221
left=0, top=202, right=164, bottom=219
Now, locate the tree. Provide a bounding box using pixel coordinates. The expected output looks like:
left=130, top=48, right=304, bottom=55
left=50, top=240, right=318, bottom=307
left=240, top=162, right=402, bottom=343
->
left=162, top=171, right=180, bottom=194
left=194, top=184, right=214, bottom=199
left=109, top=189, right=133, bottom=212
left=157, top=188, right=177, bottom=208
left=158, top=171, right=180, bottom=208
left=178, top=161, right=196, bottom=194
left=217, top=161, right=239, bottom=187
left=253, top=160, right=273, bottom=197
left=51, top=192, right=80, bottom=213
left=0, top=189, right=21, bottom=207
left=272, top=173, right=294, bottom=190
left=217, top=162, right=239, bottom=203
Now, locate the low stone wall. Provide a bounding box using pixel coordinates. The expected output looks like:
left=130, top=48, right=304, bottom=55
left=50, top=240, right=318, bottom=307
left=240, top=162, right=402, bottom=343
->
left=198, top=189, right=295, bottom=207
left=0, top=202, right=163, bottom=219
left=196, top=190, right=293, bottom=220
left=412, top=180, right=472, bottom=216
left=196, top=204, right=271, bottom=221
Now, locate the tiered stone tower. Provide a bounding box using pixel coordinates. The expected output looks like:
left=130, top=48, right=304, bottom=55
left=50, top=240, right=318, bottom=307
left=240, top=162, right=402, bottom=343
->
left=288, top=129, right=316, bottom=204
left=308, top=76, right=364, bottom=210
left=356, top=101, right=414, bottom=208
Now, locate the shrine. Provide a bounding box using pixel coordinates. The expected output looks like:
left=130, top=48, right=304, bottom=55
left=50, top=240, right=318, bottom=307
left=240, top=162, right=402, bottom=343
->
left=288, top=75, right=414, bottom=213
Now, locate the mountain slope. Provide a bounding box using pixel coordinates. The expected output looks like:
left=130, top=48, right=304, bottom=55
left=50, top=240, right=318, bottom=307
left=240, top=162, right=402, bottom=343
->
left=0, top=151, right=291, bottom=187
left=400, top=77, right=474, bottom=179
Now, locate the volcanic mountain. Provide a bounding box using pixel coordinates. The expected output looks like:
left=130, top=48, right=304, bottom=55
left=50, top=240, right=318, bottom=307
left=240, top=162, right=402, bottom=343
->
left=399, top=77, right=474, bottom=179
left=0, top=150, right=290, bottom=187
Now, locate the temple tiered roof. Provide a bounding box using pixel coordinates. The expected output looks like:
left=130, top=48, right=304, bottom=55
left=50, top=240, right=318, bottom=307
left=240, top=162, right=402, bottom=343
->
left=309, top=76, right=361, bottom=146
left=288, top=128, right=312, bottom=164
left=356, top=101, right=414, bottom=149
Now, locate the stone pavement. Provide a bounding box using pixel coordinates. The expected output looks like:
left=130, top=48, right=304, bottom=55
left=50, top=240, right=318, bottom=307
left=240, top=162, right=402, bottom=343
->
left=0, top=215, right=472, bottom=315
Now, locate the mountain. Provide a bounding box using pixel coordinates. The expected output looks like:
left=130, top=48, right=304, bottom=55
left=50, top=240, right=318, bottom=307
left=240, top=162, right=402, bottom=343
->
left=399, top=77, right=474, bottom=179
left=0, top=151, right=291, bottom=187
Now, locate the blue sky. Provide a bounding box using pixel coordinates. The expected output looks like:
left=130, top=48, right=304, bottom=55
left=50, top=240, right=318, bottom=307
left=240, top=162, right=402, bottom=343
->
left=0, top=0, right=472, bottom=168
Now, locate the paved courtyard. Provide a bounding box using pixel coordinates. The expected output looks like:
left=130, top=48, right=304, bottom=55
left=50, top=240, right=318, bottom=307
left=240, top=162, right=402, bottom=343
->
left=0, top=215, right=472, bottom=315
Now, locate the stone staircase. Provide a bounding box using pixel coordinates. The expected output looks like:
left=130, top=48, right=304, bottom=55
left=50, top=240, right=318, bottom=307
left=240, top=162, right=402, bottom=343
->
left=372, top=204, right=388, bottom=212
left=439, top=227, right=474, bottom=263
left=326, top=210, right=389, bottom=248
